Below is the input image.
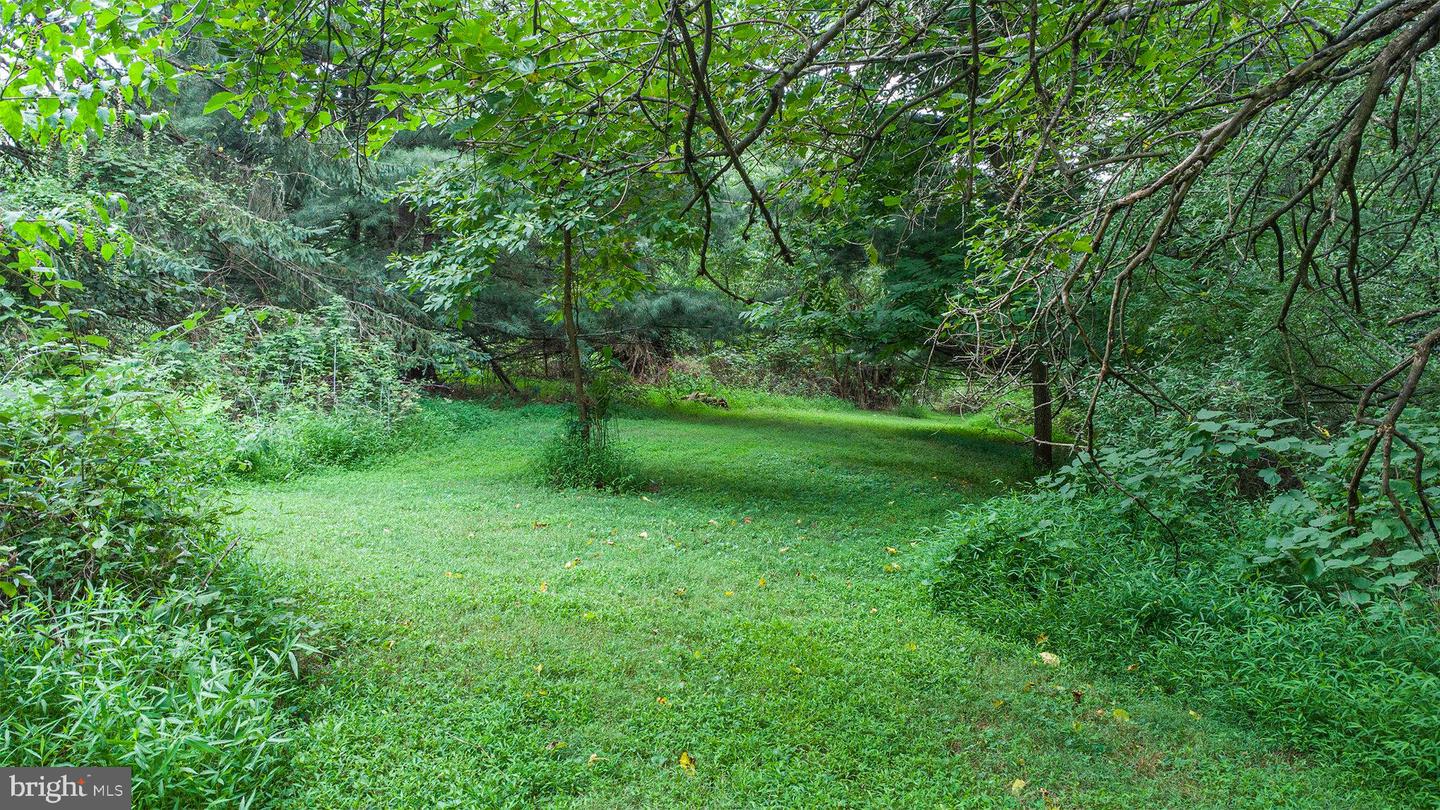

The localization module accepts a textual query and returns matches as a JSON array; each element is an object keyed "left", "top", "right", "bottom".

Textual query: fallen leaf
[
  {"left": 546, "top": 739, "right": 566, "bottom": 750},
  {"left": 1036, "top": 633, "right": 1049, "bottom": 645},
  {"left": 563, "top": 558, "right": 580, "bottom": 569},
  {"left": 723, "top": 590, "right": 734, "bottom": 597},
  {"left": 758, "top": 577, "right": 767, "bottom": 587},
  {"left": 1187, "top": 709, "right": 1201, "bottom": 720},
  {"left": 885, "top": 546, "right": 898, "bottom": 555},
  {"left": 779, "top": 546, "right": 790, "bottom": 553},
  {"left": 656, "top": 696, "right": 668, "bottom": 705},
  {"left": 1009, "top": 778, "right": 1027, "bottom": 795},
  {"left": 673, "top": 587, "right": 687, "bottom": 596},
  {"left": 883, "top": 562, "right": 901, "bottom": 573},
  {"left": 904, "top": 642, "right": 918, "bottom": 651},
  {"left": 678, "top": 751, "right": 696, "bottom": 774},
  {"left": 587, "top": 753, "right": 605, "bottom": 765},
  {"left": 743, "top": 516, "right": 752, "bottom": 524},
  {"left": 1039, "top": 652, "right": 1060, "bottom": 667},
  {"left": 533, "top": 521, "right": 549, "bottom": 529},
  {"left": 639, "top": 531, "right": 649, "bottom": 539},
  {"left": 538, "top": 580, "right": 549, "bottom": 593},
  {"left": 534, "top": 663, "right": 544, "bottom": 673},
  {"left": 708, "top": 519, "right": 718, "bottom": 526},
  {"left": 1112, "top": 707, "right": 1131, "bottom": 722}
]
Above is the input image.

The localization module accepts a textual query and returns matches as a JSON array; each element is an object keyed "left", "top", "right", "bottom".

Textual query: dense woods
[{"left": 3, "top": 0, "right": 1439, "bottom": 806}]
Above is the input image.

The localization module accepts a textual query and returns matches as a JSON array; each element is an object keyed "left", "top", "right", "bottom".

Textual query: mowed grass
[{"left": 229, "top": 400, "right": 1396, "bottom": 808}]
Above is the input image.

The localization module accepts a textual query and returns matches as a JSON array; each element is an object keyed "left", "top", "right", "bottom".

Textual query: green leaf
[{"left": 203, "top": 91, "right": 241, "bottom": 115}]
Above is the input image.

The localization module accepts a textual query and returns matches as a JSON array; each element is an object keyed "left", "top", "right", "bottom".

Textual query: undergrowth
[{"left": 932, "top": 489, "right": 1440, "bottom": 795}]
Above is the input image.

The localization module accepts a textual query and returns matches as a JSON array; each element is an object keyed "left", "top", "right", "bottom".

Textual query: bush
[
  {"left": 537, "top": 418, "right": 634, "bottom": 490},
  {"left": 0, "top": 357, "right": 228, "bottom": 598},
  {"left": 932, "top": 489, "right": 1440, "bottom": 794},
  {"left": 2, "top": 320, "right": 312, "bottom": 806},
  {"left": 0, "top": 561, "right": 313, "bottom": 808},
  {"left": 538, "top": 375, "right": 636, "bottom": 490}
]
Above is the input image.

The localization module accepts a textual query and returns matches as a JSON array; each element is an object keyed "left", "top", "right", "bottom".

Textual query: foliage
[
  {"left": 0, "top": 563, "right": 312, "bottom": 808},
  {"left": 0, "top": 336, "right": 228, "bottom": 600},
  {"left": 538, "top": 373, "right": 636, "bottom": 491},
  {"left": 932, "top": 489, "right": 1440, "bottom": 794}
]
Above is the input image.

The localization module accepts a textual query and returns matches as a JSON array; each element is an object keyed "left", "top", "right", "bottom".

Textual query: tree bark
[
  {"left": 561, "top": 228, "right": 590, "bottom": 440},
  {"left": 1032, "top": 353, "right": 1053, "bottom": 470}
]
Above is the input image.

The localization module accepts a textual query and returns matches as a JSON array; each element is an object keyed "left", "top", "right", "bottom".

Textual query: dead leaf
[
  {"left": 563, "top": 558, "right": 580, "bottom": 569},
  {"left": 885, "top": 546, "right": 898, "bottom": 555},
  {"left": 1009, "top": 778, "right": 1027, "bottom": 795},
  {"left": 1112, "top": 707, "right": 1131, "bottom": 722},
  {"left": 678, "top": 751, "right": 696, "bottom": 774},
  {"left": 1039, "top": 652, "right": 1060, "bottom": 667}
]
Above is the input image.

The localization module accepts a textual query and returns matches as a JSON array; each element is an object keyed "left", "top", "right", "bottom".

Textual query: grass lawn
[{"left": 229, "top": 400, "right": 1396, "bottom": 808}]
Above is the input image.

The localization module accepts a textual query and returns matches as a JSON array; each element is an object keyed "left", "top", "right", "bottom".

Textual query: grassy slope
[{"left": 230, "top": 400, "right": 1394, "bottom": 808}]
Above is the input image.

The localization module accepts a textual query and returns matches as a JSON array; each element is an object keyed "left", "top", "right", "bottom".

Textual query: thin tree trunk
[
  {"left": 1032, "top": 353, "right": 1053, "bottom": 470},
  {"left": 562, "top": 228, "right": 590, "bottom": 440}
]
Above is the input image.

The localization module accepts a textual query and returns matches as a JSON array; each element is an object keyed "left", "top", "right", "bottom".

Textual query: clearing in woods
[{"left": 230, "top": 400, "right": 1393, "bottom": 808}]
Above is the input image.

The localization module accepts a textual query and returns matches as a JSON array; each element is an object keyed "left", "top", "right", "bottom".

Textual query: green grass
[{"left": 229, "top": 400, "right": 1397, "bottom": 808}]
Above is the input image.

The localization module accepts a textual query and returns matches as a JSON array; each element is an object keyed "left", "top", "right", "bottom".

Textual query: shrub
[
  {"left": 932, "top": 489, "right": 1440, "bottom": 794},
  {"left": 2, "top": 318, "right": 312, "bottom": 806},
  {"left": 538, "top": 374, "right": 636, "bottom": 490},
  {"left": 537, "top": 418, "right": 634, "bottom": 490},
  {"left": 0, "top": 357, "right": 228, "bottom": 599}
]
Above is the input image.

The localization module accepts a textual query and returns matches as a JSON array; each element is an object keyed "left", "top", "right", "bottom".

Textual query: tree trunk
[
  {"left": 561, "top": 228, "right": 590, "bottom": 440},
  {"left": 1032, "top": 353, "right": 1053, "bottom": 470}
]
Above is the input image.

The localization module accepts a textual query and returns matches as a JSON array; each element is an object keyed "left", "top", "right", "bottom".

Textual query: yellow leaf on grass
[
  {"left": 657, "top": 696, "right": 668, "bottom": 705},
  {"left": 1039, "top": 652, "right": 1060, "bottom": 667},
  {"left": 723, "top": 590, "right": 734, "bottom": 597},
  {"left": 758, "top": 577, "right": 767, "bottom": 587},
  {"left": 883, "top": 562, "right": 901, "bottom": 573},
  {"left": 885, "top": 546, "right": 898, "bottom": 554},
  {"left": 1112, "top": 708, "right": 1131, "bottom": 722},
  {"left": 678, "top": 751, "right": 696, "bottom": 774},
  {"left": 539, "top": 580, "right": 549, "bottom": 593},
  {"left": 564, "top": 558, "right": 580, "bottom": 569},
  {"left": 1009, "top": 778, "right": 1027, "bottom": 795}
]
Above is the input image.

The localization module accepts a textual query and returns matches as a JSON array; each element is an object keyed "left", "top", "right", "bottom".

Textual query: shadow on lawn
[{"left": 616, "top": 405, "right": 1036, "bottom": 510}]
